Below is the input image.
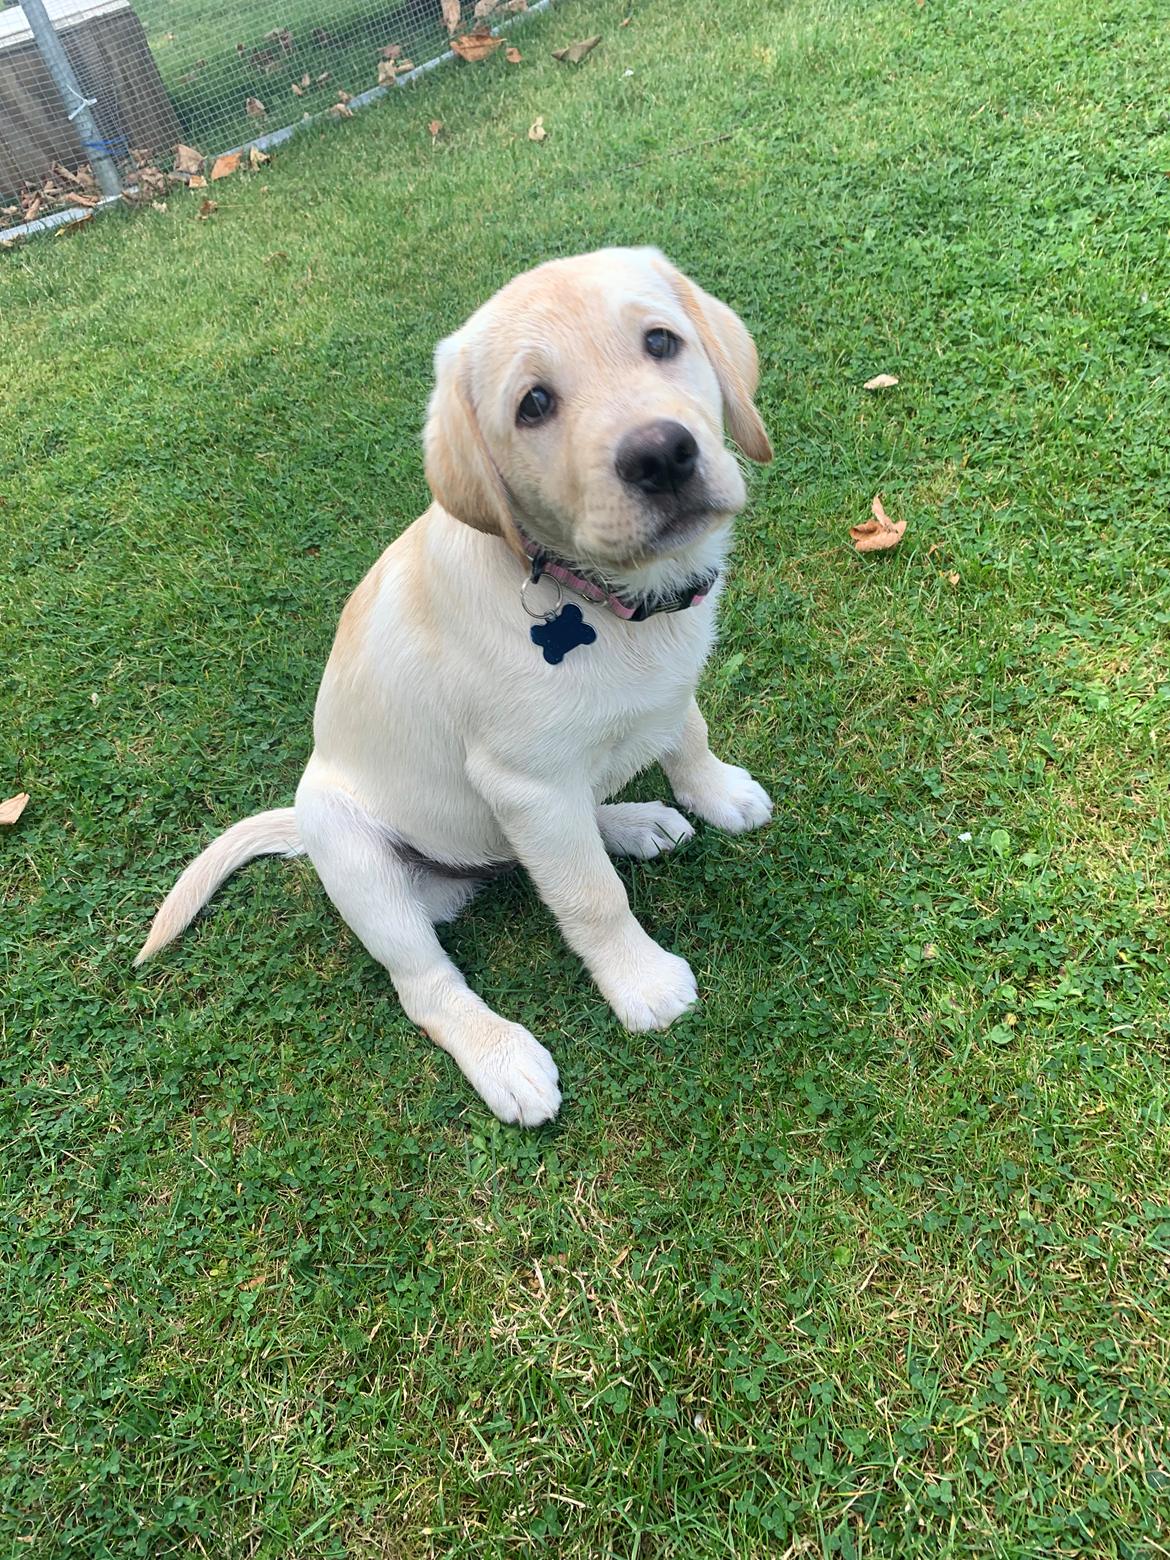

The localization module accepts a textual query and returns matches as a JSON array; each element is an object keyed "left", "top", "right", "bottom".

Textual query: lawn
[{"left": 2, "top": 0, "right": 1170, "bottom": 1554}]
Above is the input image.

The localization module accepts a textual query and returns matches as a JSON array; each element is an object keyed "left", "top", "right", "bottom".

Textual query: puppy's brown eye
[
  {"left": 517, "top": 386, "right": 556, "bottom": 425},
  {"left": 645, "top": 328, "right": 681, "bottom": 361}
]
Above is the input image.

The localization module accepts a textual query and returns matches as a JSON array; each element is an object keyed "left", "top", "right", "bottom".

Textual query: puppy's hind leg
[{"left": 295, "top": 784, "right": 560, "bottom": 1126}]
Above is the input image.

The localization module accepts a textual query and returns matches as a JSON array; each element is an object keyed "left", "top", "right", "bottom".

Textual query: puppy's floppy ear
[
  {"left": 423, "top": 332, "right": 516, "bottom": 538},
  {"left": 648, "top": 251, "right": 773, "bottom": 464}
]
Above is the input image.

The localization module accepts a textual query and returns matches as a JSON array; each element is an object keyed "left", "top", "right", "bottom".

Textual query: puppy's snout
[{"left": 615, "top": 420, "right": 699, "bottom": 497}]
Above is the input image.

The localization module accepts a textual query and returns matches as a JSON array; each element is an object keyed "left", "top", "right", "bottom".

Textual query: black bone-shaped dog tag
[{"left": 530, "top": 603, "right": 597, "bottom": 664}]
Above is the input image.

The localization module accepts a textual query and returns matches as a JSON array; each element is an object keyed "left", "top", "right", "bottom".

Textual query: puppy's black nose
[{"left": 615, "top": 420, "right": 699, "bottom": 496}]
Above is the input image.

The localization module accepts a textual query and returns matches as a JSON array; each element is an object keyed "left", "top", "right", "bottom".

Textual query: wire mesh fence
[{"left": 0, "top": 0, "right": 531, "bottom": 236}]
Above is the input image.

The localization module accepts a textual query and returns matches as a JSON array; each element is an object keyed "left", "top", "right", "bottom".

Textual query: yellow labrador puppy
[{"left": 137, "top": 247, "right": 773, "bottom": 1125}]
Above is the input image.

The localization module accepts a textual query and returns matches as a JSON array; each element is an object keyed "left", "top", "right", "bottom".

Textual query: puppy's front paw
[
  {"left": 595, "top": 930, "right": 698, "bottom": 1032},
  {"left": 674, "top": 761, "right": 773, "bottom": 834},
  {"left": 458, "top": 1017, "right": 561, "bottom": 1127},
  {"left": 598, "top": 801, "right": 695, "bottom": 860}
]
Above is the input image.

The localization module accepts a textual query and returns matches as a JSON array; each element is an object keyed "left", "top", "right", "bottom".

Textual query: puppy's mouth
[{"left": 644, "top": 495, "right": 725, "bottom": 552}]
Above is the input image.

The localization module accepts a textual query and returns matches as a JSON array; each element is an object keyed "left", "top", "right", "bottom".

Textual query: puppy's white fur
[{"left": 136, "top": 247, "right": 773, "bottom": 1126}]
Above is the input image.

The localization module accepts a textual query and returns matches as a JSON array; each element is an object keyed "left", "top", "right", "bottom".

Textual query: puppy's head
[{"left": 424, "top": 247, "right": 771, "bottom": 569}]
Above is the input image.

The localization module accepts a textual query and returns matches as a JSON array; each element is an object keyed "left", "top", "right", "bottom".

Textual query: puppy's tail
[{"left": 134, "top": 807, "right": 304, "bottom": 967}]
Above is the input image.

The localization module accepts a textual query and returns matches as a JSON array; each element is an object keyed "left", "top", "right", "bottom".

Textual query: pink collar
[{"left": 517, "top": 530, "right": 717, "bottom": 623}]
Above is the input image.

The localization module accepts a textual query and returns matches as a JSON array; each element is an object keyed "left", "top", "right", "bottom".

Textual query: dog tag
[{"left": 530, "top": 603, "right": 597, "bottom": 664}]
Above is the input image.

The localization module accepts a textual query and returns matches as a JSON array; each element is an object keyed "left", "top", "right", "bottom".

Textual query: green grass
[{"left": 3, "top": 0, "right": 1170, "bottom": 1553}]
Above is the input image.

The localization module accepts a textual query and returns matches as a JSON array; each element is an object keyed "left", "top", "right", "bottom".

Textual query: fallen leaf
[
  {"left": 210, "top": 152, "right": 241, "bottom": 180},
  {"left": 174, "top": 143, "right": 204, "bottom": 175},
  {"left": 239, "top": 1273, "right": 268, "bottom": 1290},
  {"left": 316, "top": 71, "right": 331, "bottom": 84},
  {"left": 850, "top": 494, "right": 906, "bottom": 554},
  {"left": 188, "top": 174, "right": 207, "bottom": 188},
  {"left": 245, "top": 96, "right": 266, "bottom": 116},
  {"left": 501, "top": 0, "right": 527, "bottom": 10},
  {"left": 126, "top": 148, "right": 151, "bottom": 169},
  {"left": 0, "top": 793, "right": 29, "bottom": 825},
  {"left": 378, "top": 60, "right": 399, "bottom": 83},
  {"left": 248, "top": 146, "right": 269, "bottom": 169},
  {"left": 474, "top": 0, "right": 498, "bottom": 15},
  {"left": 380, "top": 43, "right": 403, "bottom": 60},
  {"left": 553, "top": 34, "right": 601, "bottom": 64},
  {"left": 862, "top": 373, "right": 899, "bottom": 390},
  {"left": 428, "top": 119, "right": 443, "bottom": 138},
  {"left": 505, "top": 45, "right": 522, "bottom": 61},
  {"left": 197, "top": 198, "right": 217, "bottom": 219},
  {"left": 23, "top": 196, "right": 42, "bottom": 222},
  {"left": 442, "top": 0, "right": 461, "bottom": 31},
  {"left": 64, "top": 191, "right": 99, "bottom": 208},
  {"left": 528, "top": 115, "right": 547, "bottom": 141},
  {"left": 452, "top": 30, "right": 504, "bottom": 60},
  {"left": 291, "top": 80, "right": 304, "bottom": 95},
  {"left": 328, "top": 102, "right": 354, "bottom": 118},
  {"left": 337, "top": 88, "right": 352, "bottom": 103},
  {"left": 151, "top": 200, "right": 167, "bottom": 212},
  {"left": 620, "top": 13, "right": 631, "bottom": 23},
  {"left": 945, "top": 570, "right": 960, "bottom": 585},
  {"left": 923, "top": 942, "right": 937, "bottom": 958}
]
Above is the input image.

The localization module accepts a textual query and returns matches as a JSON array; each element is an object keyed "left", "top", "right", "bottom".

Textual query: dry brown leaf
[
  {"left": 428, "top": 119, "right": 443, "bottom": 138},
  {"left": 210, "top": 152, "right": 241, "bottom": 180},
  {"left": 850, "top": 494, "right": 906, "bottom": 554},
  {"left": 945, "top": 570, "right": 960, "bottom": 585},
  {"left": 23, "top": 196, "right": 42, "bottom": 222},
  {"left": 328, "top": 102, "right": 354, "bottom": 118},
  {"left": 316, "top": 71, "right": 331, "bottom": 84},
  {"left": 620, "top": 13, "right": 631, "bottom": 23},
  {"left": 862, "top": 373, "right": 899, "bottom": 390},
  {"left": 151, "top": 200, "right": 167, "bottom": 212},
  {"left": 337, "top": 88, "right": 352, "bottom": 103},
  {"left": 245, "top": 96, "right": 266, "bottom": 117},
  {"left": 380, "top": 42, "right": 403, "bottom": 60},
  {"left": 442, "top": 0, "right": 461, "bottom": 31},
  {"left": 378, "top": 60, "right": 399, "bottom": 83},
  {"left": 505, "top": 45, "right": 522, "bottom": 62},
  {"left": 197, "top": 198, "right": 217, "bottom": 219},
  {"left": 0, "top": 792, "right": 29, "bottom": 825},
  {"left": 248, "top": 146, "right": 269, "bottom": 169},
  {"left": 452, "top": 30, "right": 504, "bottom": 60},
  {"left": 553, "top": 34, "right": 601, "bottom": 64},
  {"left": 501, "top": 0, "right": 527, "bottom": 10},
  {"left": 291, "top": 80, "right": 304, "bottom": 95},
  {"left": 174, "top": 143, "right": 204, "bottom": 175},
  {"left": 188, "top": 174, "right": 207, "bottom": 188},
  {"left": 474, "top": 0, "right": 498, "bottom": 15},
  {"left": 528, "top": 115, "right": 547, "bottom": 141},
  {"left": 239, "top": 1273, "right": 268, "bottom": 1290}
]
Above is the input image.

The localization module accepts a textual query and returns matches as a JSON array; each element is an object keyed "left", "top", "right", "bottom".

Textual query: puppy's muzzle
[{"left": 615, "top": 419, "right": 699, "bottom": 497}]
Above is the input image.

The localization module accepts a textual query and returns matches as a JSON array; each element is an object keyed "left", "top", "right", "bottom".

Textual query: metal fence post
[{"left": 20, "top": 0, "right": 123, "bottom": 199}]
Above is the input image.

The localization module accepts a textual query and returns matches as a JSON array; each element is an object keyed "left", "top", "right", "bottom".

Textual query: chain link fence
[{"left": 1, "top": 0, "right": 534, "bottom": 238}]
